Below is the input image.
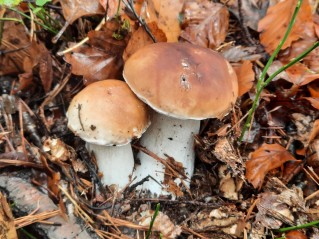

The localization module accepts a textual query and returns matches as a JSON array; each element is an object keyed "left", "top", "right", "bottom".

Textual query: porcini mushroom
[
  {"left": 123, "top": 42, "right": 238, "bottom": 195},
  {"left": 67, "top": 80, "right": 150, "bottom": 188}
]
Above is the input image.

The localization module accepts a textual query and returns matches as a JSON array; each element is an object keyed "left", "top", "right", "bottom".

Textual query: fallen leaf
[
  {"left": 99, "top": 0, "right": 120, "bottom": 18},
  {"left": 224, "top": 0, "right": 269, "bottom": 31},
  {"left": 59, "top": 0, "right": 104, "bottom": 24},
  {"left": 139, "top": 210, "right": 182, "bottom": 238},
  {"left": 0, "top": 192, "right": 18, "bottom": 239},
  {"left": 123, "top": 21, "right": 167, "bottom": 61},
  {"left": 180, "top": 0, "right": 229, "bottom": 49},
  {"left": 258, "top": 0, "right": 314, "bottom": 54},
  {"left": 278, "top": 37, "right": 318, "bottom": 66},
  {"left": 65, "top": 45, "right": 122, "bottom": 85},
  {"left": 306, "top": 119, "right": 319, "bottom": 146},
  {"left": 65, "top": 20, "right": 126, "bottom": 85},
  {"left": 0, "top": 12, "right": 53, "bottom": 92},
  {"left": 155, "top": 0, "right": 184, "bottom": 42},
  {"left": 233, "top": 60, "right": 255, "bottom": 96},
  {"left": 285, "top": 230, "right": 308, "bottom": 239},
  {"left": 285, "top": 63, "right": 319, "bottom": 87},
  {"left": 191, "top": 206, "right": 245, "bottom": 237},
  {"left": 221, "top": 45, "right": 262, "bottom": 62},
  {"left": 256, "top": 192, "right": 293, "bottom": 229},
  {"left": 302, "top": 97, "right": 319, "bottom": 110},
  {"left": 308, "top": 81, "right": 319, "bottom": 97},
  {"left": 246, "top": 143, "right": 296, "bottom": 189},
  {"left": 15, "top": 72, "right": 34, "bottom": 93},
  {"left": 213, "top": 137, "right": 244, "bottom": 175}
]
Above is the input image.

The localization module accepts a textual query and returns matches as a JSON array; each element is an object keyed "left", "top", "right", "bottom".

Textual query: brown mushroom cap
[
  {"left": 67, "top": 80, "right": 150, "bottom": 146},
  {"left": 123, "top": 42, "right": 238, "bottom": 120}
]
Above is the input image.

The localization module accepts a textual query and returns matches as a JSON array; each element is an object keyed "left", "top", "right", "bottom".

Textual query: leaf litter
[{"left": 0, "top": 0, "right": 319, "bottom": 238}]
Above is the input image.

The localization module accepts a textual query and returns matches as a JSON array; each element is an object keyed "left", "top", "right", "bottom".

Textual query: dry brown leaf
[
  {"left": 302, "top": 97, "right": 319, "bottom": 110},
  {"left": 59, "top": 0, "right": 104, "bottom": 24},
  {"left": 224, "top": 0, "right": 269, "bottom": 30},
  {"left": 99, "top": 0, "right": 120, "bottom": 18},
  {"left": 285, "top": 63, "right": 319, "bottom": 87},
  {"left": 15, "top": 72, "right": 34, "bottom": 93},
  {"left": 221, "top": 45, "right": 262, "bottom": 62},
  {"left": 0, "top": 12, "right": 53, "bottom": 92},
  {"left": 155, "top": 0, "right": 184, "bottom": 42},
  {"left": 65, "top": 45, "right": 122, "bottom": 85},
  {"left": 246, "top": 143, "right": 296, "bottom": 189},
  {"left": 139, "top": 210, "right": 182, "bottom": 238},
  {"left": 65, "top": 21, "right": 126, "bottom": 85},
  {"left": 285, "top": 230, "right": 308, "bottom": 239},
  {"left": 0, "top": 192, "right": 18, "bottom": 239},
  {"left": 258, "top": 0, "right": 314, "bottom": 54},
  {"left": 233, "top": 60, "right": 255, "bottom": 97},
  {"left": 180, "top": 0, "right": 229, "bottom": 49},
  {"left": 190, "top": 206, "right": 245, "bottom": 237},
  {"left": 308, "top": 81, "right": 319, "bottom": 97},
  {"left": 256, "top": 192, "right": 293, "bottom": 229},
  {"left": 314, "top": 14, "right": 319, "bottom": 37},
  {"left": 123, "top": 22, "right": 167, "bottom": 61},
  {"left": 306, "top": 119, "right": 319, "bottom": 145},
  {"left": 278, "top": 37, "right": 318, "bottom": 68}
]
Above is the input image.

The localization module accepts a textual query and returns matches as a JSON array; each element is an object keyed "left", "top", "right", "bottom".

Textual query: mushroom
[
  {"left": 123, "top": 42, "right": 238, "bottom": 195},
  {"left": 67, "top": 80, "right": 150, "bottom": 188}
]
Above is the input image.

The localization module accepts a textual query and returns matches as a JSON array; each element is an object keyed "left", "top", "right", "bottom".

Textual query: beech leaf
[
  {"left": 246, "top": 144, "right": 296, "bottom": 189},
  {"left": 180, "top": 0, "right": 229, "bottom": 49},
  {"left": 233, "top": 60, "right": 255, "bottom": 97},
  {"left": 258, "top": 0, "right": 314, "bottom": 54}
]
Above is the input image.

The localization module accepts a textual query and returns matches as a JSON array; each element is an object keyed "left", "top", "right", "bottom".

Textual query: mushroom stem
[
  {"left": 86, "top": 143, "right": 134, "bottom": 189},
  {"left": 134, "top": 111, "right": 200, "bottom": 196}
]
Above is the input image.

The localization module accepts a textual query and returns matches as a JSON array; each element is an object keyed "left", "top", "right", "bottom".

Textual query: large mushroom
[
  {"left": 67, "top": 80, "right": 150, "bottom": 189},
  {"left": 123, "top": 42, "right": 238, "bottom": 195}
]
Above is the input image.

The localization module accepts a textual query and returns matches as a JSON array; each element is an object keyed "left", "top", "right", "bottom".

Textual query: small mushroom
[
  {"left": 67, "top": 80, "right": 150, "bottom": 188},
  {"left": 123, "top": 42, "right": 238, "bottom": 195}
]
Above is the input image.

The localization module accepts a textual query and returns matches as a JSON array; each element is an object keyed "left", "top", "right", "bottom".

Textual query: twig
[
  {"left": 38, "top": 71, "right": 71, "bottom": 131},
  {"left": 57, "top": 17, "right": 106, "bottom": 56},
  {"left": 122, "top": 0, "right": 156, "bottom": 43},
  {"left": 133, "top": 145, "right": 192, "bottom": 197},
  {"left": 58, "top": 184, "right": 94, "bottom": 224}
]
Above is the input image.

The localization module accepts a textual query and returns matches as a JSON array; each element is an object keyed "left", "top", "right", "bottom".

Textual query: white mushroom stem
[
  {"left": 86, "top": 143, "right": 134, "bottom": 189},
  {"left": 134, "top": 111, "right": 200, "bottom": 196}
]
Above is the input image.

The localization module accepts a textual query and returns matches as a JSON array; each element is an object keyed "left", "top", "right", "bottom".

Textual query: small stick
[{"left": 57, "top": 17, "right": 107, "bottom": 56}]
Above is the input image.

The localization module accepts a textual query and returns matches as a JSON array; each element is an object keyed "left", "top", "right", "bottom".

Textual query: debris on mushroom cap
[
  {"left": 66, "top": 80, "right": 150, "bottom": 146},
  {"left": 123, "top": 42, "right": 238, "bottom": 120}
]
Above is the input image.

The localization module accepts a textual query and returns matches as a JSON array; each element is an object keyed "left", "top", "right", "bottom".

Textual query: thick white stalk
[
  {"left": 86, "top": 143, "right": 134, "bottom": 189},
  {"left": 134, "top": 112, "right": 200, "bottom": 196}
]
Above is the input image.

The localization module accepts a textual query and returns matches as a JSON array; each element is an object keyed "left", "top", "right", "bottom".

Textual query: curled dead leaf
[
  {"left": 233, "top": 60, "right": 255, "bottom": 97},
  {"left": 258, "top": 0, "right": 314, "bottom": 54},
  {"left": 190, "top": 206, "right": 245, "bottom": 237},
  {"left": 180, "top": 0, "right": 229, "bottom": 49},
  {"left": 139, "top": 210, "right": 182, "bottom": 238},
  {"left": 59, "top": 0, "right": 104, "bottom": 24},
  {"left": 285, "top": 63, "right": 319, "bottom": 87},
  {"left": 246, "top": 143, "right": 296, "bottom": 189},
  {"left": 301, "top": 97, "right": 319, "bottom": 110},
  {"left": 123, "top": 21, "right": 167, "bottom": 61}
]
